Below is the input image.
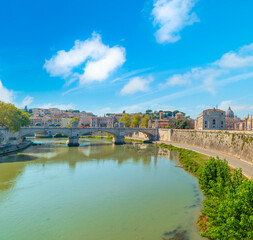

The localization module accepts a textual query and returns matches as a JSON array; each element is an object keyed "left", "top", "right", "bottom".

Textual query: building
[
  {"left": 152, "top": 118, "right": 176, "bottom": 128},
  {"left": 175, "top": 112, "right": 185, "bottom": 120},
  {"left": 195, "top": 108, "right": 226, "bottom": 130},
  {"left": 225, "top": 107, "right": 241, "bottom": 130},
  {"left": 152, "top": 111, "right": 194, "bottom": 129},
  {"left": 234, "top": 114, "right": 253, "bottom": 131},
  {"left": 61, "top": 118, "right": 72, "bottom": 127},
  {"left": 28, "top": 107, "right": 94, "bottom": 127},
  {"left": 30, "top": 117, "right": 44, "bottom": 126},
  {"left": 90, "top": 116, "right": 117, "bottom": 128}
]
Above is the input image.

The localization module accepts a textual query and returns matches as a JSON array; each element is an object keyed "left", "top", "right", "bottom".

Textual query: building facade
[
  {"left": 90, "top": 117, "right": 117, "bottom": 128},
  {"left": 152, "top": 112, "right": 194, "bottom": 129},
  {"left": 234, "top": 115, "right": 253, "bottom": 131},
  {"left": 195, "top": 108, "right": 226, "bottom": 130},
  {"left": 225, "top": 106, "right": 242, "bottom": 130}
]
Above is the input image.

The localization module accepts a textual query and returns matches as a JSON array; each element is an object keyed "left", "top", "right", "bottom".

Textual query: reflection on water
[{"left": 0, "top": 138, "right": 204, "bottom": 240}]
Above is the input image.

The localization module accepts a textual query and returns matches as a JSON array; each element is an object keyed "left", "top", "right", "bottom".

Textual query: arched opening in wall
[
  {"left": 19, "top": 130, "right": 71, "bottom": 144},
  {"left": 79, "top": 129, "right": 116, "bottom": 142},
  {"left": 125, "top": 130, "right": 153, "bottom": 142}
]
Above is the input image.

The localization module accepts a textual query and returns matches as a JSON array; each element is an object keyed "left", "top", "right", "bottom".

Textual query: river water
[{"left": 0, "top": 138, "right": 204, "bottom": 240}]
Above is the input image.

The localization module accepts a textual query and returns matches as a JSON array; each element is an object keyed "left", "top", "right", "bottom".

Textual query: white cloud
[
  {"left": 0, "top": 80, "right": 34, "bottom": 108},
  {"left": 39, "top": 103, "right": 75, "bottom": 110},
  {"left": 152, "top": 0, "right": 199, "bottom": 43},
  {"left": 44, "top": 32, "right": 126, "bottom": 85},
  {"left": 165, "top": 67, "right": 224, "bottom": 94},
  {"left": 196, "top": 104, "right": 211, "bottom": 110},
  {"left": 163, "top": 42, "right": 253, "bottom": 94},
  {"left": 215, "top": 43, "right": 253, "bottom": 68},
  {"left": 166, "top": 74, "right": 191, "bottom": 86},
  {"left": 218, "top": 100, "right": 253, "bottom": 114},
  {"left": 219, "top": 100, "right": 233, "bottom": 110},
  {"left": 0, "top": 80, "right": 14, "bottom": 103},
  {"left": 21, "top": 96, "right": 34, "bottom": 107},
  {"left": 120, "top": 77, "right": 153, "bottom": 95}
]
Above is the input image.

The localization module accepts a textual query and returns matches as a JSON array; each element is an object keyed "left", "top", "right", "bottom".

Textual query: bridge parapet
[{"left": 0, "top": 127, "right": 159, "bottom": 146}]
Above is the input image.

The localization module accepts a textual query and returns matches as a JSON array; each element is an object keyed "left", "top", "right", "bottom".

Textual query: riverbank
[
  {"left": 156, "top": 141, "right": 253, "bottom": 179},
  {"left": 158, "top": 143, "right": 253, "bottom": 239},
  {"left": 0, "top": 141, "right": 32, "bottom": 156},
  {"left": 81, "top": 135, "right": 144, "bottom": 143}
]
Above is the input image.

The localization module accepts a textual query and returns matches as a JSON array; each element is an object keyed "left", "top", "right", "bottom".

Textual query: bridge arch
[
  {"left": 77, "top": 128, "right": 118, "bottom": 137},
  {"left": 18, "top": 128, "right": 72, "bottom": 139},
  {"left": 121, "top": 128, "right": 156, "bottom": 142}
]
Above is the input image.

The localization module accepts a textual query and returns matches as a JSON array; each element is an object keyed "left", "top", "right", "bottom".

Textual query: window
[{"left": 213, "top": 119, "right": 216, "bottom": 125}]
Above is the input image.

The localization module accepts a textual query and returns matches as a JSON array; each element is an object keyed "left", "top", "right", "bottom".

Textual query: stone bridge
[{"left": 0, "top": 127, "right": 159, "bottom": 146}]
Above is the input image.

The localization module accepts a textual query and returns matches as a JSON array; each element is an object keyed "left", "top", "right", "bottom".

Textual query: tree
[
  {"left": 70, "top": 117, "right": 80, "bottom": 123},
  {"left": 145, "top": 109, "right": 152, "bottom": 115},
  {"left": 198, "top": 158, "right": 252, "bottom": 239},
  {"left": 140, "top": 115, "right": 151, "bottom": 128},
  {"left": 130, "top": 115, "right": 142, "bottom": 128},
  {"left": 174, "top": 119, "right": 190, "bottom": 129},
  {"left": 172, "top": 110, "right": 180, "bottom": 116},
  {"left": 0, "top": 102, "right": 30, "bottom": 132},
  {"left": 119, "top": 114, "right": 131, "bottom": 127},
  {"left": 164, "top": 111, "right": 172, "bottom": 117}
]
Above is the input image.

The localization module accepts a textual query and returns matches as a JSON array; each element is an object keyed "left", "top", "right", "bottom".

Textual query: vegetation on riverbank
[
  {"left": 159, "top": 143, "right": 253, "bottom": 240},
  {"left": 81, "top": 133, "right": 114, "bottom": 140},
  {"left": 80, "top": 135, "right": 107, "bottom": 139},
  {"left": 124, "top": 138, "right": 144, "bottom": 143},
  {"left": 80, "top": 135, "right": 144, "bottom": 143}
]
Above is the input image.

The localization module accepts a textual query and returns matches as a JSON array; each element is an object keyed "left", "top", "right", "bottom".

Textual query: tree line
[
  {"left": 119, "top": 114, "right": 150, "bottom": 128},
  {"left": 119, "top": 113, "right": 191, "bottom": 129}
]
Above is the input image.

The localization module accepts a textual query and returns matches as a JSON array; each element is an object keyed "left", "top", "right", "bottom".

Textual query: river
[{"left": 0, "top": 138, "right": 204, "bottom": 240}]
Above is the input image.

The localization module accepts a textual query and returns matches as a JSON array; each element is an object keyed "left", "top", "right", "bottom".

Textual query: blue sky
[{"left": 1, "top": 0, "right": 253, "bottom": 118}]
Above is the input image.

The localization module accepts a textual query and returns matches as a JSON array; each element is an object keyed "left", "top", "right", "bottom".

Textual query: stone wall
[
  {"left": 126, "top": 132, "right": 150, "bottom": 140},
  {"left": 159, "top": 129, "right": 253, "bottom": 164}
]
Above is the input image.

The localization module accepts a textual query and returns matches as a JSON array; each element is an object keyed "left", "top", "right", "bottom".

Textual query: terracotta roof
[{"left": 203, "top": 109, "right": 225, "bottom": 112}]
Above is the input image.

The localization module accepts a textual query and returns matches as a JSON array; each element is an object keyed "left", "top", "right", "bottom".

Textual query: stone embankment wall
[
  {"left": 126, "top": 132, "right": 149, "bottom": 140},
  {"left": 159, "top": 129, "right": 253, "bottom": 164}
]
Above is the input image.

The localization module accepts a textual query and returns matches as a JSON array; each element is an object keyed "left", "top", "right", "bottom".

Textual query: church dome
[{"left": 226, "top": 106, "right": 234, "bottom": 118}]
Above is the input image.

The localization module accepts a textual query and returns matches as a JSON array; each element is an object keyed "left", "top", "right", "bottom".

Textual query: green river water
[{"left": 0, "top": 138, "right": 204, "bottom": 240}]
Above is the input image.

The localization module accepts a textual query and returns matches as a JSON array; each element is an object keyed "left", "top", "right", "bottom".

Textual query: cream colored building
[
  {"left": 195, "top": 108, "right": 226, "bottom": 130},
  {"left": 90, "top": 117, "right": 116, "bottom": 128}
]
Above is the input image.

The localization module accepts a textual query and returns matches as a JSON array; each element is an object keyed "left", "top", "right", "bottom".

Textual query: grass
[
  {"left": 80, "top": 135, "right": 106, "bottom": 139},
  {"left": 81, "top": 136, "right": 144, "bottom": 143},
  {"left": 158, "top": 143, "right": 214, "bottom": 236},
  {"left": 158, "top": 143, "right": 209, "bottom": 178},
  {"left": 124, "top": 138, "right": 144, "bottom": 143}
]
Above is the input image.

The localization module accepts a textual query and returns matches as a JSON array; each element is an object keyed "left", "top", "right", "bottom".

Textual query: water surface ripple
[{"left": 0, "top": 138, "right": 204, "bottom": 240}]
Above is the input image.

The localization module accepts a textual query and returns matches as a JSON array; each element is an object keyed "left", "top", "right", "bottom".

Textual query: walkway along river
[{"left": 0, "top": 138, "right": 205, "bottom": 240}]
